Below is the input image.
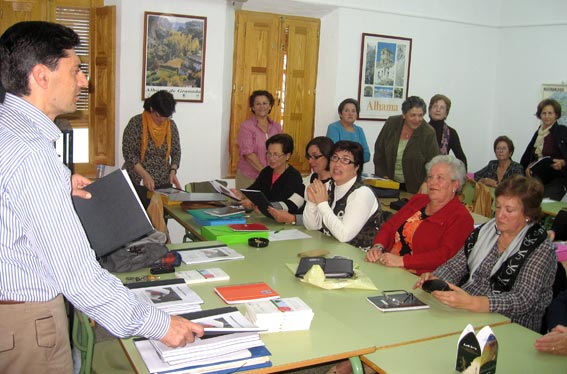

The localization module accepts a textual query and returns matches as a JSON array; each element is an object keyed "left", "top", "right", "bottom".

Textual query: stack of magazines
[
  {"left": 135, "top": 307, "right": 272, "bottom": 373},
  {"left": 127, "top": 279, "right": 204, "bottom": 314},
  {"left": 244, "top": 297, "right": 314, "bottom": 332}
]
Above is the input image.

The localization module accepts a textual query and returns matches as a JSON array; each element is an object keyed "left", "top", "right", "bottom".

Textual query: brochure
[
  {"left": 456, "top": 324, "right": 498, "bottom": 374},
  {"left": 367, "top": 291, "right": 429, "bottom": 312},
  {"left": 179, "top": 245, "right": 244, "bottom": 265},
  {"left": 175, "top": 268, "right": 230, "bottom": 285}
]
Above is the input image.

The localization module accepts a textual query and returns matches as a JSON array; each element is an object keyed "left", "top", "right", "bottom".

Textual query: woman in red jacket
[{"left": 365, "top": 155, "right": 473, "bottom": 274}]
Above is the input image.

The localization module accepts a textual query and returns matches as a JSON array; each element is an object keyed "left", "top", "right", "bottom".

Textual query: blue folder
[{"left": 188, "top": 209, "right": 246, "bottom": 226}]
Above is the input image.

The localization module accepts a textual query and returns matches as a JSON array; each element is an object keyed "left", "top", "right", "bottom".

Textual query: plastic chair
[{"left": 72, "top": 310, "right": 135, "bottom": 374}]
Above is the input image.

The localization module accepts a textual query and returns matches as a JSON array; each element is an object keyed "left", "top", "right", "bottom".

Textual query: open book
[
  {"left": 210, "top": 180, "right": 241, "bottom": 201},
  {"left": 367, "top": 290, "right": 429, "bottom": 312}
]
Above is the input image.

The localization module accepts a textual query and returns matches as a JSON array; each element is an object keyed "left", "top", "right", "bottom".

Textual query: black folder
[
  {"left": 240, "top": 189, "right": 273, "bottom": 218},
  {"left": 530, "top": 156, "right": 562, "bottom": 185},
  {"left": 295, "top": 257, "right": 354, "bottom": 278},
  {"left": 72, "top": 169, "right": 154, "bottom": 257}
]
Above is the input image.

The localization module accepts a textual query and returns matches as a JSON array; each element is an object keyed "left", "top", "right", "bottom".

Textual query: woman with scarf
[
  {"left": 520, "top": 98, "right": 567, "bottom": 200},
  {"left": 428, "top": 94, "right": 467, "bottom": 169},
  {"left": 414, "top": 175, "right": 557, "bottom": 332},
  {"left": 122, "top": 90, "right": 181, "bottom": 206}
]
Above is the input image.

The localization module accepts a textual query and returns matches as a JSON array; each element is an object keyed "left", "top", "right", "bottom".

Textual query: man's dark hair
[
  {"left": 143, "top": 90, "right": 177, "bottom": 117},
  {"left": 0, "top": 21, "right": 80, "bottom": 99}
]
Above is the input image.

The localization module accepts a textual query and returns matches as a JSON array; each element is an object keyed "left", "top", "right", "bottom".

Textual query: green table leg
[{"left": 349, "top": 356, "right": 363, "bottom": 374}]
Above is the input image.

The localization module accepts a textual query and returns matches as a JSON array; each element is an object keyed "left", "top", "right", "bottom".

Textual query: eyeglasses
[
  {"left": 330, "top": 155, "right": 355, "bottom": 165},
  {"left": 266, "top": 152, "right": 285, "bottom": 159},
  {"left": 382, "top": 290, "right": 413, "bottom": 306},
  {"left": 306, "top": 154, "right": 324, "bottom": 160}
]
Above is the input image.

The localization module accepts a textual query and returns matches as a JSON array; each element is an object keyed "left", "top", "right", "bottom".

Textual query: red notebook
[
  {"left": 228, "top": 223, "right": 270, "bottom": 232},
  {"left": 214, "top": 282, "right": 280, "bottom": 304}
]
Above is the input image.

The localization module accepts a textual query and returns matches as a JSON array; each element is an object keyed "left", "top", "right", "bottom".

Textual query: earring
[{"left": 525, "top": 218, "right": 529, "bottom": 223}]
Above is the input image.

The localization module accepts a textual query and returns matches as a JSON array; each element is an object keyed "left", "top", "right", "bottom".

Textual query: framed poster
[
  {"left": 142, "top": 12, "right": 207, "bottom": 102},
  {"left": 357, "top": 33, "right": 412, "bottom": 120},
  {"left": 542, "top": 84, "right": 567, "bottom": 126}
]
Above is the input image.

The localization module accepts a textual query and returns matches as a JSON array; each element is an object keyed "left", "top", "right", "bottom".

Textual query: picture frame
[
  {"left": 542, "top": 83, "right": 567, "bottom": 126},
  {"left": 142, "top": 12, "right": 207, "bottom": 102},
  {"left": 357, "top": 33, "right": 412, "bottom": 120}
]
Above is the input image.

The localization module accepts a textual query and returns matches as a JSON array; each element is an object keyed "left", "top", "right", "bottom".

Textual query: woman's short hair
[
  {"left": 493, "top": 135, "right": 515, "bottom": 156},
  {"left": 266, "top": 133, "right": 294, "bottom": 155},
  {"left": 428, "top": 94, "right": 452, "bottom": 116},
  {"left": 331, "top": 140, "right": 364, "bottom": 177},
  {"left": 306, "top": 136, "right": 334, "bottom": 170},
  {"left": 338, "top": 98, "right": 360, "bottom": 115},
  {"left": 401, "top": 96, "right": 427, "bottom": 115},
  {"left": 143, "top": 90, "right": 176, "bottom": 117},
  {"left": 495, "top": 175, "right": 544, "bottom": 222},
  {"left": 425, "top": 155, "right": 466, "bottom": 193},
  {"left": 536, "top": 98, "right": 562, "bottom": 119},
  {"left": 249, "top": 90, "right": 275, "bottom": 113}
]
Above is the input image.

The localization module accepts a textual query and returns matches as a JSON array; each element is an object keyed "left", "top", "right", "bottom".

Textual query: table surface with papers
[{"left": 117, "top": 230, "right": 511, "bottom": 374}]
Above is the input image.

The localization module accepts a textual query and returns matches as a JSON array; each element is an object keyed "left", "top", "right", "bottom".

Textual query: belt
[{"left": 0, "top": 300, "right": 24, "bottom": 305}]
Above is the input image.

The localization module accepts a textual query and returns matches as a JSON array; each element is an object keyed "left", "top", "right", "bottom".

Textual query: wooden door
[{"left": 0, "top": 0, "right": 47, "bottom": 34}]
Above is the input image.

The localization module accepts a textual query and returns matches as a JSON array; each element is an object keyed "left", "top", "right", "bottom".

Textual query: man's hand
[
  {"left": 159, "top": 315, "right": 204, "bottom": 348},
  {"left": 71, "top": 174, "right": 92, "bottom": 199}
]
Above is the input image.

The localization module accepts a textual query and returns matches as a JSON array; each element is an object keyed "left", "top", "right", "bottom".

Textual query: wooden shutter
[{"left": 0, "top": 0, "right": 47, "bottom": 34}]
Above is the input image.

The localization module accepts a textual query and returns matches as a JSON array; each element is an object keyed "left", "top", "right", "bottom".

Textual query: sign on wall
[{"left": 357, "top": 33, "right": 412, "bottom": 120}]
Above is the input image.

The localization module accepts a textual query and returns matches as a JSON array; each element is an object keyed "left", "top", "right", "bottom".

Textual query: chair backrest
[
  {"left": 185, "top": 180, "right": 228, "bottom": 193},
  {"left": 72, "top": 310, "right": 94, "bottom": 374}
]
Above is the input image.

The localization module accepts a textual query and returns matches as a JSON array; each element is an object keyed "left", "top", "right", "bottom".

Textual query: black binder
[{"left": 295, "top": 257, "right": 354, "bottom": 278}]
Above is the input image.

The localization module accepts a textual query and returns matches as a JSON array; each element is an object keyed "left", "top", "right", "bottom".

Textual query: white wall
[{"left": 106, "top": 0, "right": 567, "bottom": 239}]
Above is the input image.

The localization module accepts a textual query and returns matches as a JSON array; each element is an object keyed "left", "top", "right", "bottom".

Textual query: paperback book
[
  {"left": 175, "top": 268, "right": 230, "bottom": 285},
  {"left": 214, "top": 282, "right": 280, "bottom": 304},
  {"left": 456, "top": 324, "right": 498, "bottom": 374},
  {"left": 179, "top": 245, "right": 244, "bottom": 265},
  {"left": 367, "top": 290, "right": 429, "bottom": 312},
  {"left": 126, "top": 278, "right": 203, "bottom": 315}
]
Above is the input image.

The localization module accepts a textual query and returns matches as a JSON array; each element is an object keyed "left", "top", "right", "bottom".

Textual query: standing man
[{"left": 0, "top": 21, "right": 203, "bottom": 373}]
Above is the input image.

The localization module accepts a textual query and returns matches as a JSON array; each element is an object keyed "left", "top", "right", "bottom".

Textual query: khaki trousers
[{"left": 0, "top": 295, "right": 73, "bottom": 374}]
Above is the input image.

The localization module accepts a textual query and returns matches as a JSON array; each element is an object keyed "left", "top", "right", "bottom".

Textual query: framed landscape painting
[
  {"left": 357, "top": 33, "right": 412, "bottom": 120},
  {"left": 142, "top": 12, "right": 207, "bottom": 102}
]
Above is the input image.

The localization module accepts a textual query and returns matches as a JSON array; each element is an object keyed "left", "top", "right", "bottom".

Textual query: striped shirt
[{"left": 0, "top": 94, "right": 169, "bottom": 339}]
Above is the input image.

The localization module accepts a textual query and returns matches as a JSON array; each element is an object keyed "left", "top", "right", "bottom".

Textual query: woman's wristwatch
[{"left": 371, "top": 244, "right": 385, "bottom": 253}]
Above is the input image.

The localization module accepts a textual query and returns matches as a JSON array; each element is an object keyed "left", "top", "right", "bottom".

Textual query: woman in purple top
[{"left": 236, "top": 90, "right": 282, "bottom": 189}]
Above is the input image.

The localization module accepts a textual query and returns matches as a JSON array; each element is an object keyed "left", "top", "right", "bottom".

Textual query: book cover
[
  {"left": 72, "top": 169, "right": 154, "bottom": 257},
  {"left": 228, "top": 223, "right": 270, "bottom": 232},
  {"left": 175, "top": 268, "right": 230, "bottom": 284},
  {"left": 367, "top": 291, "right": 429, "bottom": 312},
  {"left": 214, "top": 282, "right": 280, "bottom": 304},
  {"left": 295, "top": 257, "right": 354, "bottom": 278},
  {"left": 210, "top": 180, "right": 241, "bottom": 201},
  {"left": 456, "top": 324, "right": 498, "bottom": 374},
  {"left": 239, "top": 189, "right": 273, "bottom": 218}
]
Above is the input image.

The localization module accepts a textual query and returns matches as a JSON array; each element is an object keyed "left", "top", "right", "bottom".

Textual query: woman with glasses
[
  {"left": 428, "top": 94, "right": 467, "bottom": 168},
  {"left": 269, "top": 136, "right": 333, "bottom": 224},
  {"left": 237, "top": 133, "right": 305, "bottom": 215},
  {"left": 235, "top": 90, "right": 282, "bottom": 189},
  {"left": 326, "top": 98, "right": 370, "bottom": 162},
  {"left": 474, "top": 136, "right": 524, "bottom": 188},
  {"left": 373, "top": 96, "right": 440, "bottom": 193},
  {"left": 122, "top": 90, "right": 181, "bottom": 205},
  {"left": 303, "top": 141, "right": 383, "bottom": 249},
  {"left": 366, "top": 155, "right": 473, "bottom": 275}
]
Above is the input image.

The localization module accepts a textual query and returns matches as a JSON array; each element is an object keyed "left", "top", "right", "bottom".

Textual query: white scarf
[{"left": 534, "top": 124, "right": 551, "bottom": 159}]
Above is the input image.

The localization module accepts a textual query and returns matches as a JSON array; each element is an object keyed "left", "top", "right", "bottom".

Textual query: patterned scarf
[
  {"left": 141, "top": 110, "right": 171, "bottom": 165},
  {"left": 534, "top": 124, "right": 551, "bottom": 159},
  {"left": 440, "top": 122, "right": 450, "bottom": 155}
]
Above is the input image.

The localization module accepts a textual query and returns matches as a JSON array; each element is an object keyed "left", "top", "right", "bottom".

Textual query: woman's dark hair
[
  {"left": 338, "top": 98, "right": 360, "bottom": 115},
  {"left": 536, "top": 98, "right": 562, "bottom": 119},
  {"left": 401, "top": 96, "right": 427, "bottom": 115},
  {"left": 0, "top": 21, "right": 80, "bottom": 97},
  {"left": 266, "top": 133, "right": 294, "bottom": 155},
  {"left": 143, "top": 90, "right": 176, "bottom": 117},
  {"left": 249, "top": 90, "right": 275, "bottom": 114},
  {"left": 493, "top": 135, "right": 515, "bottom": 156},
  {"left": 495, "top": 175, "right": 544, "bottom": 222},
  {"left": 428, "top": 94, "right": 452, "bottom": 116},
  {"left": 306, "top": 136, "right": 334, "bottom": 171},
  {"left": 331, "top": 140, "right": 364, "bottom": 177}
]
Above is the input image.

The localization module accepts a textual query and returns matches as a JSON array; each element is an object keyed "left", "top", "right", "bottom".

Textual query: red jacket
[{"left": 374, "top": 194, "right": 473, "bottom": 274}]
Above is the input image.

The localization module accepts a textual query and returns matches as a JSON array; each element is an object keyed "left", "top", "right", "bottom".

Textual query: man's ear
[{"left": 30, "top": 64, "right": 50, "bottom": 90}]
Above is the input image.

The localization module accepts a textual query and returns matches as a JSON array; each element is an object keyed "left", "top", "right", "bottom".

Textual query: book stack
[
  {"left": 178, "top": 245, "right": 244, "bottom": 265},
  {"left": 175, "top": 268, "right": 230, "bottom": 285},
  {"left": 127, "top": 279, "right": 203, "bottom": 314},
  {"left": 188, "top": 208, "right": 246, "bottom": 226},
  {"left": 134, "top": 307, "right": 272, "bottom": 373},
  {"left": 245, "top": 297, "right": 314, "bottom": 332}
]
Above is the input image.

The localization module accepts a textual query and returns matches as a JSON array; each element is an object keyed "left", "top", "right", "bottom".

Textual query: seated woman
[
  {"left": 474, "top": 135, "right": 524, "bottom": 187},
  {"left": 520, "top": 98, "right": 567, "bottom": 200},
  {"left": 269, "top": 136, "right": 333, "bottom": 224},
  {"left": 373, "top": 96, "right": 440, "bottom": 193},
  {"left": 365, "top": 155, "right": 473, "bottom": 274},
  {"left": 303, "top": 141, "right": 383, "bottom": 249},
  {"left": 238, "top": 133, "right": 304, "bottom": 215},
  {"left": 415, "top": 175, "right": 557, "bottom": 332},
  {"left": 428, "top": 94, "right": 467, "bottom": 168},
  {"left": 326, "top": 98, "right": 370, "bottom": 162}
]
